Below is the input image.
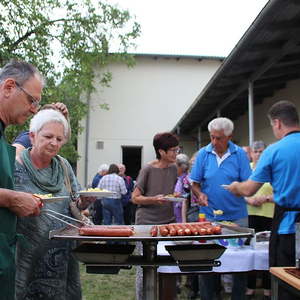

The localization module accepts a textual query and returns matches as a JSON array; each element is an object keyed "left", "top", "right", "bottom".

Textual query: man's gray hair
[
  {"left": 29, "top": 109, "right": 69, "bottom": 140},
  {"left": 208, "top": 117, "right": 234, "bottom": 136},
  {"left": 98, "top": 164, "right": 109, "bottom": 173},
  {"left": 251, "top": 140, "right": 266, "bottom": 150},
  {"left": 0, "top": 59, "right": 45, "bottom": 86}
]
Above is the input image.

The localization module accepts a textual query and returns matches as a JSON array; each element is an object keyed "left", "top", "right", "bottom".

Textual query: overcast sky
[{"left": 109, "top": 0, "right": 269, "bottom": 57}]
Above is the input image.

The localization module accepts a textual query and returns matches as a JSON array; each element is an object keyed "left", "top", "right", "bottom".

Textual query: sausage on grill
[
  {"left": 159, "top": 225, "right": 169, "bottom": 236},
  {"left": 79, "top": 226, "right": 134, "bottom": 236},
  {"left": 150, "top": 225, "right": 158, "bottom": 237}
]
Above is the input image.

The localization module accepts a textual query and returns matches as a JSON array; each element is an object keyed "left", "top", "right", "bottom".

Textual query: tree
[{"left": 1, "top": 0, "right": 140, "bottom": 164}]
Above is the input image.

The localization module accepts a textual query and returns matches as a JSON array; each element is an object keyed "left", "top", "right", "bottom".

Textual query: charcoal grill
[{"left": 50, "top": 223, "right": 254, "bottom": 300}]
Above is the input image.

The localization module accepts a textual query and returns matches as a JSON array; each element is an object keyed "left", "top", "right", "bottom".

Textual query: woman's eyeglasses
[{"left": 168, "top": 148, "right": 180, "bottom": 154}]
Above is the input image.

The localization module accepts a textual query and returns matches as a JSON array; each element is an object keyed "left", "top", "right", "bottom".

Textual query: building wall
[
  {"left": 77, "top": 56, "right": 222, "bottom": 185},
  {"left": 233, "top": 78, "right": 300, "bottom": 147}
]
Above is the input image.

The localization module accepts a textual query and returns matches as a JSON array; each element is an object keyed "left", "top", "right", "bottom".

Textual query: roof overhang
[{"left": 173, "top": 0, "right": 300, "bottom": 135}]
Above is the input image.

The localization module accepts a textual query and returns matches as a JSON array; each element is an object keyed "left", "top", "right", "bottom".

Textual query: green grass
[
  {"left": 80, "top": 265, "right": 264, "bottom": 300},
  {"left": 80, "top": 264, "right": 136, "bottom": 300}
]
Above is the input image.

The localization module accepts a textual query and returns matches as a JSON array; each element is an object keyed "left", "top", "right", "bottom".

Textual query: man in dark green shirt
[{"left": 0, "top": 59, "right": 43, "bottom": 299}]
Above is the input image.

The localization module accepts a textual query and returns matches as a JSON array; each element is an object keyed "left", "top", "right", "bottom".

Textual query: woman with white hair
[
  {"left": 13, "top": 109, "right": 95, "bottom": 300},
  {"left": 174, "top": 153, "right": 190, "bottom": 223}
]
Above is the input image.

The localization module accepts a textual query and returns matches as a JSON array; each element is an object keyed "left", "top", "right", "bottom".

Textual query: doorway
[{"left": 122, "top": 146, "right": 142, "bottom": 180}]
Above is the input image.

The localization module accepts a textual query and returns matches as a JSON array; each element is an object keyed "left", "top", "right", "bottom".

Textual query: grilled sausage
[
  {"left": 79, "top": 226, "right": 134, "bottom": 236},
  {"left": 194, "top": 224, "right": 208, "bottom": 235},
  {"left": 150, "top": 225, "right": 158, "bottom": 237},
  {"left": 173, "top": 224, "right": 185, "bottom": 236},
  {"left": 212, "top": 225, "right": 222, "bottom": 234},
  {"left": 166, "top": 224, "right": 177, "bottom": 236},
  {"left": 201, "top": 224, "right": 215, "bottom": 235},
  {"left": 186, "top": 223, "right": 199, "bottom": 235},
  {"left": 183, "top": 227, "right": 192, "bottom": 236},
  {"left": 159, "top": 225, "right": 169, "bottom": 236}
]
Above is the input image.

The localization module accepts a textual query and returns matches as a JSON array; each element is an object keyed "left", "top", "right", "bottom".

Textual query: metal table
[{"left": 50, "top": 224, "right": 254, "bottom": 300}]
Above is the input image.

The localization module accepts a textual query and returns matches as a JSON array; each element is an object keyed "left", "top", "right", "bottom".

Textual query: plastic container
[
  {"left": 198, "top": 213, "right": 206, "bottom": 222},
  {"left": 198, "top": 212, "right": 207, "bottom": 243}
]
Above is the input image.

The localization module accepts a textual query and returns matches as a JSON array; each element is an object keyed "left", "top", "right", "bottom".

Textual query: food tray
[
  {"left": 72, "top": 243, "right": 135, "bottom": 264},
  {"left": 50, "top": 223, "right": 254, "bottom": 242},
  {"left": 78, "top": 191, "right": 117, "bottom": 197},
  {"left": 164, "top": 197, "right": 185, "bottom": 202},
  {"left": 165, "top": 244, "right": 226, "bottom": 261}
]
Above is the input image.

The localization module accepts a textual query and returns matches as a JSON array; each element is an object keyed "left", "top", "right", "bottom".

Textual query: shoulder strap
[{"left": 57, "top": 155, "right": 72, "bottom": 194}]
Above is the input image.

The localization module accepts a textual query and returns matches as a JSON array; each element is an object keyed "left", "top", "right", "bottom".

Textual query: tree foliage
[{"left": 0, "top": 0, "right": 140, "bottom": 164}]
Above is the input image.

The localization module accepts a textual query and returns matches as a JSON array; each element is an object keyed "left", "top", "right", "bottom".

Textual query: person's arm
[
  {"left": 0, "top": 188, "right": 41, "bottom": 217},
  {"left": 189, "top": 149, "right": 209, "bottom": 206},
  {"left": 131, "top": 186, "right": 166, "bottom": 205},
  {"left": 246, "top": 194, "right": 273, "bottom": 206},
  {"left": 225, "top": 180, "right": 263, "bottom": 197},
  {"left": 191, "top": 181, "right": 208, "bottom": 206}
]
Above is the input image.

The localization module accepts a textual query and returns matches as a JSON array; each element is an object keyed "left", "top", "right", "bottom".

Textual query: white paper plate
[
  {"left": 164, "top": 197, "right": 185, "bottom": 202},
  {"left": 78, "top": 191, "right": 117, "bottom": 197}
]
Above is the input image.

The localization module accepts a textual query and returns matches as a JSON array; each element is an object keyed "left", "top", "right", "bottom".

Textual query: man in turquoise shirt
[
  {"left": 190, "top": 117, "right": 251, "bottom": 300},
  {"left": 226, "top": 101, "right": 300, "bottom": 300}
]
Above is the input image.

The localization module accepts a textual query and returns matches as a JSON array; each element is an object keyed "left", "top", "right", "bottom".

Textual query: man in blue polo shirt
[
  {"left": 226, "top": 100, "right": 300, "bottom": 300},
  {"left": 190, "top": 117, "right": 251, "bottom": 300}
]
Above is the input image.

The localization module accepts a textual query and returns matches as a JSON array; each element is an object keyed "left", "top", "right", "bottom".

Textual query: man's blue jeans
[{"left": 101, "top": 198, "right": 124, "bottom": 225}]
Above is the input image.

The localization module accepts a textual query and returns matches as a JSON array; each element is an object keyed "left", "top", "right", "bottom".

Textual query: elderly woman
[
  {"left": 174, "top": 153, "right": 190, "bottom": 223},
  {"left": 13, "top": 109, "right": 95, "bottom": 300},
  {"left": 12, "top": 102, "right": 70, "bottom": 157}
]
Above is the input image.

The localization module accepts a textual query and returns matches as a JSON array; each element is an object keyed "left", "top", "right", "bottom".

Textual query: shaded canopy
[{"left": 174, "top": 0, "right": 300, "bottom": 135}]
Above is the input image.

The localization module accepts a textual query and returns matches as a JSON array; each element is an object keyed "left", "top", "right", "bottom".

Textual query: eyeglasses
[
  {"left": 168, "top": 148, "right": 180, "bottom": 154},
  {"left": 15, "top": 81, "right": 41, "bottom": 109}
]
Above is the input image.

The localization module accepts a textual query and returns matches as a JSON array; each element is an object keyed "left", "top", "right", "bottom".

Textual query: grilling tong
[{"left": 43, "top": 209, "right": 92, "bottom": 229}]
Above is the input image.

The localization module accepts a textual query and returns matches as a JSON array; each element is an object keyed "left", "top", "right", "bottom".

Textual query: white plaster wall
[
  {"left": 77, "top": 56, "right": 221, "bottom": 185},
  {"left": 234, "top": 78, "right": 300, "bottom": 147}
]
